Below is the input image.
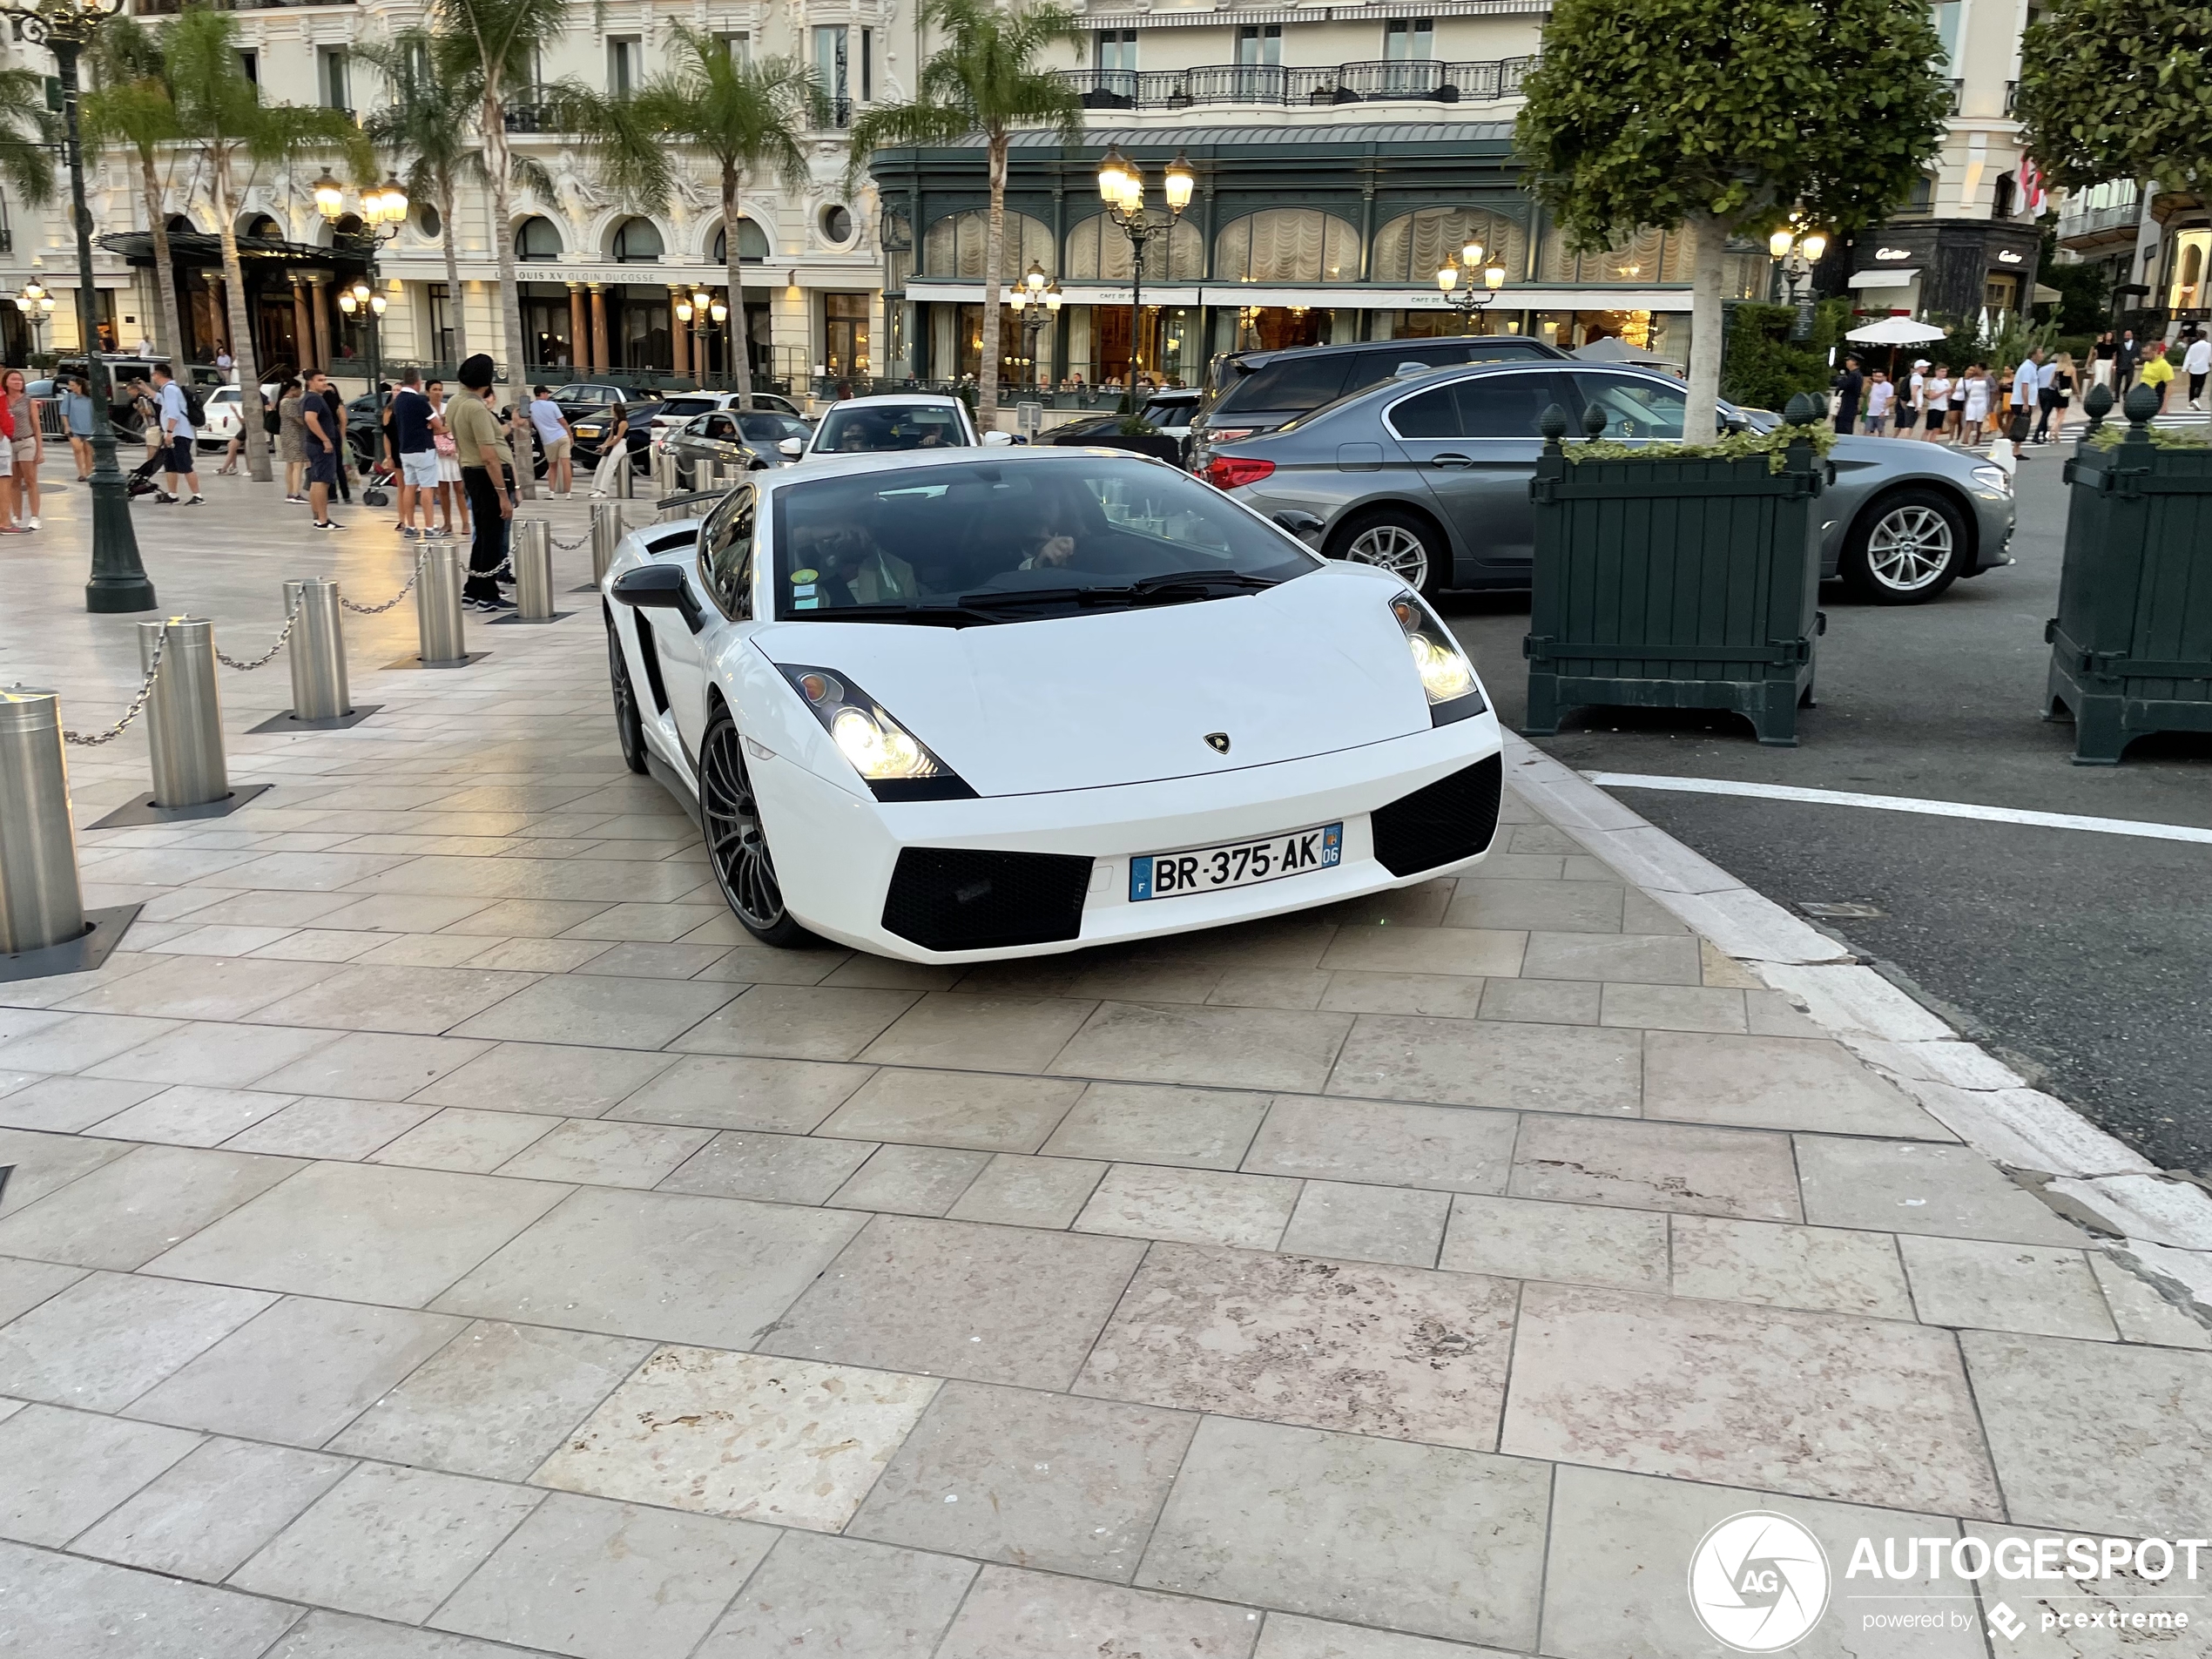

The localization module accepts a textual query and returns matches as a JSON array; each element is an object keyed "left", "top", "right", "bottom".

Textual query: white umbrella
[{"left": 1844, "top": 316, "right": 1949, "bottom": 344}]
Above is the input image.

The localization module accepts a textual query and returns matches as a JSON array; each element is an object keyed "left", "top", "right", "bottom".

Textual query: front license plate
[{"left": 1130, "top": 823, "right": 1343, "bottom": 902}]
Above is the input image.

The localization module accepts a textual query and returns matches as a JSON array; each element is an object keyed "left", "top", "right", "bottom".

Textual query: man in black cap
[{"left": 444, "top": 354, "right": 516, "bottom": 610}]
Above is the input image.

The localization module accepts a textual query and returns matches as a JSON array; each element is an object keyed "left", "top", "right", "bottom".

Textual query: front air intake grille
[
  {"left": 882, "top": 847, "right": 1095, "bottom": 953},
  {"left": 1370, "top": 752, "right": 1503, "bottom": 877}
]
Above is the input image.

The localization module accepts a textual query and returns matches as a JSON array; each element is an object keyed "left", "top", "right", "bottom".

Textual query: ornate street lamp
[
  {"left": 1768, "top": 219, "right": 1828, "bottom": 340},
  {"left": 1, "top": 0, "right": 153, "bottom": 610},
  {"left": 1436, "top": 233, "right": 1507, "bottom": 327},
  {"left": 316, "top": 172, "right": 408, "bottom": 469},
  {"left": 1095, "top": 146, "right": 1194, "bottom": 402},
  {"left": 16, "top": 278, "right": 56, "bottom": 355},
  {"left": 1015, "top": 260, "right": 1061, "bottom": 392}
]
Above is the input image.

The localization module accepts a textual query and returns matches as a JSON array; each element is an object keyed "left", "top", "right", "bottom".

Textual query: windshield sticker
[
  {"left": 790, "top": 568, "right": 819, "bottom": 583},
  {"left": 793, "top": 595, "right": 820, "bottom": 609}
]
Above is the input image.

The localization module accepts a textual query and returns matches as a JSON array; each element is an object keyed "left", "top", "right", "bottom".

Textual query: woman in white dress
[
  {"left": 1960, "top": 364, "right": 1992, "bottom": 446},
  {"left": 427, "top": 379, "right": 467, "bottom": 538}
]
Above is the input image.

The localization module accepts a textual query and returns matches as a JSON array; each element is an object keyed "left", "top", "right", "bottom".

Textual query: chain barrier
[
  {"left": 550, "top": 530, "right": 593, "bottom": 552},
  {"left": 214, "top": 599, "right": 302, "bottom": 672},
  {"left": 62, "top": 628, "right": 166, "bottom": 748},
  {"left": 341, "top": 547, "right": 430, "bottom": 616}
]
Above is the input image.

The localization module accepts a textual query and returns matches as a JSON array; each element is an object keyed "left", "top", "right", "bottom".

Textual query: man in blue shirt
[
  {"left": 387, "top": 368, "right": 439, "bottom": 539},
  {"left": 150, "top": 363, "right": 202, "bottom": 504}
]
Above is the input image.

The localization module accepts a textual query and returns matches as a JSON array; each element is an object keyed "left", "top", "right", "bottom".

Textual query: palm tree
[
  {"left": 165, "top": 4, "right": 366, "bottom": 481},
  {"left": 84, "top": 17, "right": 185, "bottom": 363},
  {"left": 354, "top": 29, "right": 474, "bottom": 363},
  {"left": 847, "top": 0, "right": 1082, "bottom": 426},
  {"left": 563, "top": 30, "right": 813, "bottom": 411},
  {"left": 0, "top": 68, "right": 57, "bottom": 211},
  {"left": 425, "top": 0, "right": 570, "bottom": 428}
]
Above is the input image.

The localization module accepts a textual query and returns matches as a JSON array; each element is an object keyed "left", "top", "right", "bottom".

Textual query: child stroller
[{"left": 124, "top": 445, "right": 166, "bottom": 499}]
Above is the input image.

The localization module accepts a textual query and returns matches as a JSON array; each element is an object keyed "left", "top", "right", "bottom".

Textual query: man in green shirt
[{"left": 448, "top": 354, "right": 516, "bottom": 611}]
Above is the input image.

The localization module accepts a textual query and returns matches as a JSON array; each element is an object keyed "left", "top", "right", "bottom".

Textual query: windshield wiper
[
  {"left": 792, "top": 603, "right": 1006, "bottom": 628},
  {"left": 956, "top": 586, "right": 1095, "bottom": 609},
  {"left": 1128, "top": 569, "right": 1279, "bottom": 597}
]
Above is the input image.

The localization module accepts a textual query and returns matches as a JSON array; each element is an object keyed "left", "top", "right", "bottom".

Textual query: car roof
[
  {"left": 822, "top": 394, "right": 967, "bottom": 412},
  {"left": 1226, "top": 334, "right": 1562, "bottom": 372},
  {"left": 752, "top": 442, "right": 1164, "bottom": 496}
]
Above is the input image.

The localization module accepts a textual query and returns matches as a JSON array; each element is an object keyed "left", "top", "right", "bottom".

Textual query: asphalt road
[{"left": 1441, "top": 449, "right": 2212, "bottom": 1177}]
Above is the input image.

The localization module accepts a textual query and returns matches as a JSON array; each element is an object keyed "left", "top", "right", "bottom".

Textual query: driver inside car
[{"left": 798, "top": 523, "right": 917, "bottom": 605}]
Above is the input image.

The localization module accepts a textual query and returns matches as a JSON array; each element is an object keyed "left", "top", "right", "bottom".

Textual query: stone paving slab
[{"left": 3, "top": 477, "right": 2208, "bottom": 1655}]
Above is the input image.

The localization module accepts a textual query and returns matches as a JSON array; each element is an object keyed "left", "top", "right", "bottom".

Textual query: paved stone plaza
[{"left": 2, "top": 471, "right": 2209, "bottom": 1658}]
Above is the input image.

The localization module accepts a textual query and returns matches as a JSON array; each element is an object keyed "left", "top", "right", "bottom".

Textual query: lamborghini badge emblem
[{"left": 1204, "top": 732, "right": 1231, "bottom": 754}]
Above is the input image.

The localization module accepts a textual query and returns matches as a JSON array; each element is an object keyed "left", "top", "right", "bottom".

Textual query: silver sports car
[{"left": 1197, "top": 361, "right": 2017, "bottom": 604}]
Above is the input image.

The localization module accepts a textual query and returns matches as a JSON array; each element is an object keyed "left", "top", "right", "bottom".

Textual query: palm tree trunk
[
  {"left": 977, "top": 132, "right": 1007, "bottom": 428},
  {"left": 212, "top": 161, "right": 272, "bottom": 482},
  {"left": 1684, "top": 210, "right": 1727, "bottom": 443},
  {"left": 724, "top": 169, "right": 753, "bottom": 413},
  {"left": 438, "top": 173, "right": 467, "bottom": 361},
  {"left": 482, "top": 86, "right": 534, "bottom": 498},
  {"left": 140, "top": 155, "right": 185, "bottom": 364}
]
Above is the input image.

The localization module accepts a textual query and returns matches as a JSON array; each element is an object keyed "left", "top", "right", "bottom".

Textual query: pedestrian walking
[
  {"left": 428, "top": 379, "right": 465, "bottom": 538},
  {"left": 61, "top": 375, "right": 94, "bottom": 481},
  {"left": 448, "top": 354, "right": 517, "bottom": 611},
  {"left": 278, "top": 378, "right": 307, "bottom": 501},
  {"left": 1863, "top": 370, "right": 1894, "bottom": 435},
  {"left": 2183, "top": 331, "right": 2210, "bottom": 409},
  {"left": 2140, "top": 340, "right": 2175, "bottom": 409},
  {"left": 1955, "top": 363, "right": 1991, "bottom": 446},
  {"left": 529, "top": 386, "right": 575, "bottom": 496},
  {"left": 2091, "top": 332, "right": 2116, "bottom": 394},
  {"left": 0, "top": 394, "right": 22, "bottom": 534},
  {"left": 1895, "top": 360, "right": 1925, "bottom": 438},
  {"left": 2117, "top": 329, "right": 2139, "bottom": 390},
  {"left": 4, "top": 368, "right": 41, "bottom": 529},
  {"left": 588, "top": 402, "right": 633, "bottom": 498},
  {"left": 1948, "top": 365, "right": 1971, "bottom": 442},
  {"left": 129, "top": 378, "right": 162, "bottom": 469},
  {"left": 1919, "top": 364, "right": 1952, "bottom": 441},
  {"left": 1833, "top": 354, "right": 1864, "bottom": 435},
  {"left": 150, "top": 363, "right": 203, "bottom": 505},
  {"left": 2037, "top": 353, "right": 2076, "bottom": 443},
  {"left": 388, "top": 368, "right": 439, "bottom": 538},
  {"left": 300, "top": 368, "right": 343, "bottom": 529},
  {"left": 2008, "top": 346, "right": 2043, "bottom": 445}
]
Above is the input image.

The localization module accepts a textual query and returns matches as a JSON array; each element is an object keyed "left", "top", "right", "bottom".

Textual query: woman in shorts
[
  {"left": 3, "top": 368, "right": 41, "bottom": 529},
  {"left": 277, "top": 378, "right": 307, "bottom": 501},
  {"left": 428, "top": 380, "right": 467, "bottom": 538}
]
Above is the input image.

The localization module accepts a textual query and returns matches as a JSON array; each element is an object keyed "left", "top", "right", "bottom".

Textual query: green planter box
[
  {"left": 2046, "top": 387, "right": 2212, "bottom": 765},
  {"left": 1522, "top": 415, "right": 1826, "bottom": 747}
]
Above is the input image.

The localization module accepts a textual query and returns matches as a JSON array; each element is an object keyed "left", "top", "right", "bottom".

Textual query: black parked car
[{"left": 1187, "top": 334, "right": 1568, "bottom": 471}]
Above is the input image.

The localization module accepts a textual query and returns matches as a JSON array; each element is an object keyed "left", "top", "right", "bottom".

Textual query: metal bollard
[
  {"left": 590, "top": 502, "right": 621, "bottom": 587},
  {"left": 514, "top": 518, "right": 555, "bottom": 621},
  {"left": 655, "top": 445, "right": 679, "bottom": 499},
  {"left": 416, "top": 543, "right": 469, "bottom": 666},
  {"left": 283, "top": 577, "right": 352, "bottom": 720},
  {"left": 615, "top": 446, "right": 633, "bottom": 500},
  {"left": 138, "top": 617, "right": 229, "bottom": 810},
  {"left": 0, "top": 688, "right": 85, "bottom": 956}
]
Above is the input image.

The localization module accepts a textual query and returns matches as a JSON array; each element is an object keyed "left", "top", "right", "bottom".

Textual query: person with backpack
[{"left": 150, "top": 362, "right": 204, "bottom": 504}]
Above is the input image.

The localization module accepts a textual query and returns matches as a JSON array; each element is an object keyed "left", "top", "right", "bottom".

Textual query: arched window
[
  {"left": 1371, "top": 207, "right": 1525, "bottom": 285},
  {"left": 242, "top": 213, "right": 283, "bottom": 242},
  {"left": 610, "top": 217, "right": 664, "bottom": 262},
  {"left": 1064, "top": 213, "right": 1203, "bottom": 281},
  {"left": 1213, "top": 210, "right": 1358, "bottom": 283},
  {"left": 1540, "top": 224, "right": 1669, "bottom": 284},
  {"left": 514, "top": 214, "right": 562, "bottom": 259},
  {"left": 711, "top": 219, "right": 771, "bottom": 263},
  {"left": 922, "top": 209, "right": 1053, "bottom": 280},
  {"left": 166, "top": 213, "right": 195, "bottom": 233}
]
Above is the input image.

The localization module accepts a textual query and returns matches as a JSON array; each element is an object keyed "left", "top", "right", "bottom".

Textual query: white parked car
[
  {"left": 602, "top": 447, "right": 1502, "bottom": 961},
  {"left": 644, "top": 390, "right": 808, "bottom": 455},
  {"left": 195, "top": 385, "right": 245, "bottom": 452},
  {"left": 790, "top": 393, "right": 1009, "bottom": 461}
]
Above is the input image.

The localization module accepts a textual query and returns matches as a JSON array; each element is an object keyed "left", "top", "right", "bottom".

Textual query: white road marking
[{"left": 1581, "top": 772, "right": 2212, "bottom": 846}]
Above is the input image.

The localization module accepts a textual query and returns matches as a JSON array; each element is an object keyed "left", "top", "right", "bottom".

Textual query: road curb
[{"left": 1500, "top": 736, "right": 2212, "bottom": 1328}]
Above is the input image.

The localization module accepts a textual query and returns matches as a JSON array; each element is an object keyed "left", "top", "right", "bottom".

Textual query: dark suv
[{"left": 1189, "top": 334, "right": 1568, "bottom": 468}]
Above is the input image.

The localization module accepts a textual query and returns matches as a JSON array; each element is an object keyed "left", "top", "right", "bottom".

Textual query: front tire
[
  {"left": 1842, "top": 489, "right": 1967, "bottom": 604},
  {"left": 1331, "top": 507, "right": 1447, "bottom": 597},
  {"left": 606, "top": 616, "right": 649, "bottom": 776},
  {"left": 699, "top": 705, "right": 811, "bottom": 948}
]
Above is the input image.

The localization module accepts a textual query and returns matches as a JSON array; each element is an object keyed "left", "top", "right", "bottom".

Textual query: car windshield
[
  {"left": 772, "top": 458, "right": 1315, "bottom": 622},
  {"left": 813, "top": 404, "right": 966, "bottom": 454},
  {"left": 657, "top": 396, "right": 718, "bottom": 421},
  {"left": 738, "top": 414, "right": 810, "bottom": 444}
]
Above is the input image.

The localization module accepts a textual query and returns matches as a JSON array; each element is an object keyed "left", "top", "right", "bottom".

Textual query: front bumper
[{"left": 752, "top": 712, "right": 1504, "bottom": 962}]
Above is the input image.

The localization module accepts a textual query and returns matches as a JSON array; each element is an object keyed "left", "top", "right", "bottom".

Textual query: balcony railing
[
  {"left": 1061, "top": 56, "right": 1534, "bottom": 111},
  {"left": 132, "top": 0, "right": 355, "bottom": 13}
]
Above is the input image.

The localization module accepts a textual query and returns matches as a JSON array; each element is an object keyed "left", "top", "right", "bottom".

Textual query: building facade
[
  {"left": 0, "top": 0, "right": 2018, "bottom": 390},
  {"left": 1844, "top": 0, "right": 2042, "bottom": 327}
]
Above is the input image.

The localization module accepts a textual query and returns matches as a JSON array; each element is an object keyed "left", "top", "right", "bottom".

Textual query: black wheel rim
[
  {"left": 702, "top": 720, "right": 785, "bottom": 931},
  {"left": 608, "top": 630, "right": 643, "bottom": 765}
]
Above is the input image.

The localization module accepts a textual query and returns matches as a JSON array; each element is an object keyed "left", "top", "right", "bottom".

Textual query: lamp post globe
[{"left": 1, "top": 0, "right": 154, "bottom": 610}]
